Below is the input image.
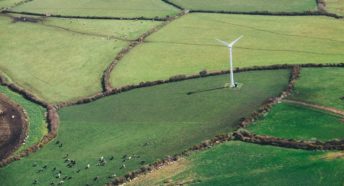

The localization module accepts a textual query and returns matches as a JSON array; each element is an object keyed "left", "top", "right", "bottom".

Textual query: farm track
[{"left": 283, "top": 99, "right": 344, "bottom": 117}]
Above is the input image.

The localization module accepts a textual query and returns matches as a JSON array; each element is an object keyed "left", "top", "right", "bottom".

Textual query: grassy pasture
[
  {"left": 0, "top": 15, "right": 159, "bottom": 103},
  {"left": 0, "top": 0, "right": 22, "bottom": 9},
  {"left": 248, "top": 103, "right": 344, "bottom": 141},
  {"left": 326, "top": 0, "right": 344, "bottom": 16},
  {"left": 110, "top": 13, "right": 344, "bottom": 87},
  {"left": 169, "top": 0, "right": 317, "bottom": 12},
  {"left": 11, "top": 0, "right": 180, "bottom": 18},
  {"left": 128, "top": 141, "right": 344, "bottom": 186},
  {"left": 291, "top": 68, "right": 344, "bottom": 110},
  {"left": 0, "top": 85, "right": 46, "bottom": 154},
  {"left": 0, "top": 70, "right": 289, "bottom": 186}
]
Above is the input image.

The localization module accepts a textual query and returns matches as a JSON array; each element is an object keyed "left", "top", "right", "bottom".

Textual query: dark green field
[
  {"left": 129, "top": 141, "right": 344, "bottom": 186},
  {"left": 0, "top": 70, "right": 289, "bottom": 186},
  {"left": 248, "top": 103, "right": 344, "bottom": 141},
  {"left": 291, "top": 68, "right": 344, "bottom": 110}
]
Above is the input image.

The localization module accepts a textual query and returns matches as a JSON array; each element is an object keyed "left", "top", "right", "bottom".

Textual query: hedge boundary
[
  {"left": 56, "top": 63, "right": 344, "bottom": 109},
  {"left": 161, "top": 0, "right": 343, "bottom": 19},
  {"left": 0, "top": 105, "right": 59, "bottom": 168},
  {"left": 1, "top": 10, "right": 171, "bottom": 21},
  {"left": 107, "top": 65, "right": 300, "bottom": 185},
  {"left": 101, "top": 10, "right": 189, "bottom": 92},
  {"left": 233, "top": 130, "right": 344, "bottom": 151}
]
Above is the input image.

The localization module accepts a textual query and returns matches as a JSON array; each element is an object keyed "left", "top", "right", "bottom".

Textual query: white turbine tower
[{"left": 216, "top": 36, "right": 243, "bottom": 88}]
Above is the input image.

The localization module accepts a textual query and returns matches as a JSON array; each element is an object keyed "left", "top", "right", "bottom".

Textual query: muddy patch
[
  {"left": 11, "top": 16, "right": 43, "bottom": 23},
  {"left": 0, "top": 94, "right": 27, "bottom": 160}
]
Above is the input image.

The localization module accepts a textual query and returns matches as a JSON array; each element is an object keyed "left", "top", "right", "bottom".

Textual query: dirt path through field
[
  {"left": 0, "top": 94, "right": 27, "bottom": 160},
  {"left": 283, "top": 99, "right": 344, "bottom": 117}
]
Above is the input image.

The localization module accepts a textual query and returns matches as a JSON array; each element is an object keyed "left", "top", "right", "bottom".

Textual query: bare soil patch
[{"left": 0, "top": 94, "right": 27, "bottom": 160}]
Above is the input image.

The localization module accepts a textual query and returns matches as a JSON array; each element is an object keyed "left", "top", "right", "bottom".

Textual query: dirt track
[{"left": 0, "top": 94, "right": 27, "bottom": 160}]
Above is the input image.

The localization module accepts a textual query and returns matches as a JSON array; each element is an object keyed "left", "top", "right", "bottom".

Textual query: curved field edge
[
  {"left": 290, "top": 67, "right": 344, "bottom": 110},
  {"left": 247, "top": 102, "right": 344, "bottom": 141},
  {"left": 0, "top": 69, "right": 290, "bottom": 186},
  {"left": 109, "top": 13, "right": 344, "bottom": 88},
  {"left": 127, "top": 141, "right": 344, "bottom": 186},
  {"left": 0, "top": 14, "right": 160, "bottom": 103},
  {"left": 0, "top": 85, "right": 46, "bottom": 155}
]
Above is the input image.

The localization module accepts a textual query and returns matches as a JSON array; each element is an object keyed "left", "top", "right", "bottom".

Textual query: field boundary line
[
  {"left": 161, "top": 0, "right": 343, "bottom": 19},
  {"left": 233, "top": 130, "right": 344, "bottom": 151},
  {"left": 161, "top": 0, "right": 184, "bottom": 10},
  {"left": 56, "top": 63, "right": 344, "bottom": 109},
  {"left": 107, "top": 65, "right": 300, "bottom": 185},
  {"left": 0, "top": 0, "right": 34, "bottom": 11},
  {"left": 101, "top": 10, "right": 188, "bottom": 92},
  {"left": 283, "top": 99, "right": 344, "bottom": 117},
  {"left": 1, "top": 10, "right": 170, "bottom": 21}
]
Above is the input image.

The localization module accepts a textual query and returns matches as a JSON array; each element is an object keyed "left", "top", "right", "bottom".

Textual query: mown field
[
  {"left": 326, "top": 0, "right": 344, "bottom": 16},
  {"left": 248, "top": 103, "right": 344, "bottom": 141},
  {"left": 0, "top": 70, "right": 290, "bottom": 186},
  {"left": 129, "top": 141, "right": 344, "bottom": 186},
  {"left": 0, "top": 0, "right": 22, "bottom": 9},
  {"left": 0, "top": 85, "right": 46, "bottom": 153},
  {"left": 0, "top": 14, "right": 159, "bottom": 103},
  {"left": 291, "top": 68, "right": 344, "bottom": 110},
  {"left": 11, "top": 0, "right": 180, "bottom": 18},
  {"left": 169, "top": 0, "right": 317, "bottom": 12},
  {"left": 110, "top": 13, "right": 344, "bottom": 87}
]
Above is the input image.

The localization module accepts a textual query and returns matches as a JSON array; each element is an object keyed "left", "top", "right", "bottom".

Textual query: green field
[
  {"left": 248, "top": 103, "right": 344, "bottom": 141},
  {"left": 169, "top": 0, "right": 317, "bottom": 12},
  {"left": 0, "top": 14, "right": 159, "bottom": 103},
  {"left": 326, "top": 0, "right": 344, "bottom": 16},
  {"left": 0, "top": 0, "right": 22, "bottom": 9},
  {"left": 0, "top": 70, "right": 289, "bottom": 186},
  {"left": 129, "top": 141, "right": 344, "bottom": 186},
  {"left": 110, "top": 13, "right": 344, "bottom": 87},
  {"left": 11, "top": 0, "right": 180, "bottom": 18},
  {"left": 291, "top": 68, "right": 344, "bottom": 110},
  {"left": 0, "top": 85, "right": 46, "bottom": 153}
]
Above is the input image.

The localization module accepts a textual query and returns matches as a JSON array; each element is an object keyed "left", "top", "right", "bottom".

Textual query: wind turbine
[{"left": 216, "top": 36, "right": 243, "bottom": 88}]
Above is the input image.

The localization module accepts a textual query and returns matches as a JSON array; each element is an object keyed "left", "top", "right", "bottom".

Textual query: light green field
[
  {"left": 0, "top": 14, "right": 159, "bottom": 103},
  {"left": 291, "top": 68, "right": 344, "bottom": 110},
  {"left": 326, "top": 0, "right": 344, "bottom": 16},
  {"left": 128, "top": 141, "right": 344, "bottom": 186},
  {"left": 0, "top": 0, "right": 22, "bottom": 9},
  {"left": 0, "top": 70, "right": 289, "bottom": 186},
  {"left": 169, "top": 0, "right": 317, "bottom": 12},
  {"left": 12, "top": 0, "right": 180, "bottom": 18},
  {"left": 248, "top": 103, "right": 344, "bottom": 141},
  {"left": 110, "top": 13, "right": 344, "bottom": 87},
  {"left": 0, "top": 85, "right": 46, "bottom": 153}
]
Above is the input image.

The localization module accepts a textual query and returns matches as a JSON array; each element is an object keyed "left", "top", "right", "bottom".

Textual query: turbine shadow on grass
[{"left": 187, "top": 86, "right": 227, "bottom": 95}]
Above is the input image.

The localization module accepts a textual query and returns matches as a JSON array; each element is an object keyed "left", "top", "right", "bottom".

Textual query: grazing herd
[{"left": 31, "top": 140, "right": 146, "bottom": 185}]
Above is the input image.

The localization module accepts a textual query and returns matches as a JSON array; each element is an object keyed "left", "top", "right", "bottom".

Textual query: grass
[
  {"left": 128, "top": 141, "right": 344, "bottom": 186},
  {"left": 248, "top": 103, "right": 344, "bottom": 141},
  {"left": 11, "top": 0, "right": 180, "bottom": 18},
  {"left": 326, "top": 0, "right": 344, "bottom": 16},
  {"left": 169, "top": 0, "right": 317, "bottom": 12},
  {"left": 291, "top": 67, "right": 344, "bottom": 111},
  {"left": 0, "top": 85, "right": 46, "bottom": 154},
  {"left": 0, "top": 14, "right": 159, "bottom": 103},
  {"left": 110, "top": 13, "right": 344, "bottom": 87},
  {"left": 0, "top": 0, "right": 23, "bottom": 9},
  {"left": 0, "top": 70, "right": 290, "bottom": 186}
]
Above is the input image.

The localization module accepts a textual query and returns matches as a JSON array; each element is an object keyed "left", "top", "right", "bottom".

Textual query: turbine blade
[
  {"left": 229, "top": 35, "right": 243, "bottom": 47},
  {"left": 215, "top": 39, "right": 230, "bottom": 46}
]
